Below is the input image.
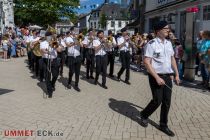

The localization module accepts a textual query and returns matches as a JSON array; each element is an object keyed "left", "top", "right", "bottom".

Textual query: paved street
[{"left": 0, "top": 57, "right": 210, "bottom": 140}]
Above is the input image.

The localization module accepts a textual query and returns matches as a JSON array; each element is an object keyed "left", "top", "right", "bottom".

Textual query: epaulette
[{"left": 149, "top": 40, "right": 155, "bottom": 44}]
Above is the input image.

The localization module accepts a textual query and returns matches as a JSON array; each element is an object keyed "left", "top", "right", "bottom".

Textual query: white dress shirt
[
  {"left": 40, "top": 40, "right": 57, "bottom": 59},
  {"left": 144, "top": 37, "right": 174, "bottom": 74},
  {"left": 93, "top": 39, "right": 106, "bottom": 56},
  {"left": 65, "top": 36, "right": 80, "bottom": 57},
  {"left": 117, "top": 36, "right": 129, "bottom": 52}
]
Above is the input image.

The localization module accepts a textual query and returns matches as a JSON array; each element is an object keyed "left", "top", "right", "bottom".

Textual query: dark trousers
[
  {"left": 95, "top": 55, "right": 108, "bottom": 85},
  {"left": 107, "top": 51, "right": 115, "bottom": 76},
  {"left": 118, "top": 51, "right": 130, "bottom": 81},
  {"left": 39, "top": 59, "right": 44, "bottom": 81},
  {"left": 81, "top": 47, "right": 86, "bottom": 64},
  {"left": 57, "top": 51, "right": 66, "bottom": 75},
  {"left": 68, "top": 56, "right": 82, "bottom": 86},
  {"left": 86, "top": 48, "right": 95, "bottom": 77},
  {"left": 141, "top": 74, "right": 172, "bottom": 127},
  {"left": 35, "top": 55, "right": 42, "bottom": 76},
  {"left": 31, "top": 52, "right": 35, "bottom": 71},
  {"left": 28, "top": 51, "right": 32, "bottom": 69},
  {"left": 43, "top": 58, "right": 59, "bottom": 94}
]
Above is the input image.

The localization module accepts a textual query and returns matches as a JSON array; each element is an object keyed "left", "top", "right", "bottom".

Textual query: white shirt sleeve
[
  {"left": 93, "top": 40, "right": 100, "bottom": 47},
  {"left": 40, "top": 42, "right": 46, "bottom": 50},
  {"left": 65, "top": 37, "right": 74, "bottom": 44},
  {"left": 82, "top": 37, "right": 89, "bottom": 45},
  {"left": 113, "top": 38, "right": 117, "bottom": 46},
  {"left": 144, "top": 43, "right": 154, "bottom": 58},
  {"left": 117, "top": 37, "right": 124, "bottom": 46}
]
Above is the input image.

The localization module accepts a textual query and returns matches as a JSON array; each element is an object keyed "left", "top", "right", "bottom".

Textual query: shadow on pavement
[
  {"left": 179, "top": 80, "right": 210, "bottom": 93},
  {"left": 0, "top": 88, "right": 14, "bottom": 95},
  {"left": 37, "top": 82, "right": 47, "bottom": 94},
  {"left": 80, "top": 70, "right": 95, "bottom": 85},
  {"left": 108, "top": 98, "right": 160, "bottom": 129}
]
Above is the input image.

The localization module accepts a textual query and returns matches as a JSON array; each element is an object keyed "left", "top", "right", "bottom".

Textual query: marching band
[{"left": 24, "top": 26, "right": 138, "bottom": 98}]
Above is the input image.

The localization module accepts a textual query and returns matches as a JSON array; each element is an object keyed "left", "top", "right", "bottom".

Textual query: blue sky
[{"left": 76, "top": 0, "right": 120, "bottom": 14}]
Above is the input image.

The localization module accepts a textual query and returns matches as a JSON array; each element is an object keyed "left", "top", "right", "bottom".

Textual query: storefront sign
[{"left": 186, "top": 7, "right": 199, "bottom": 13}]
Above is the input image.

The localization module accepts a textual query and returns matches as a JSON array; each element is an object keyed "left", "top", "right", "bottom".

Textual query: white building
[
  {"left": 78, "top": 13, "right": 91, "bottom": 30},
  {"left": 89, "top": 2, "right": 131, "bottom": 34},
  {"left": 0, "top": 0, "right": 14, "bottom": 33},
  {"left": 144, "top": 0, "right": 210, "bottom": 42}
]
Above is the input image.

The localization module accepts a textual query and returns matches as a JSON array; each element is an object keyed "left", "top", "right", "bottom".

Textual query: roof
[{"left": 89, "top": 3, "right": 129, "bottom": 20}]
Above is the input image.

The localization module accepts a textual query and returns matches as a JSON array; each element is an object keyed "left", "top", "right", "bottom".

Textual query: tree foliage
[
  {"left": 14, "top": 0, "right": 79, "bottom": 27},
  {"left": 99, "top": 13, "right": 107, "bottom": 29}
]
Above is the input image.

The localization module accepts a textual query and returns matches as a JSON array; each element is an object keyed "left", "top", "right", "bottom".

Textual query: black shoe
[
  {"left": 109, "top": 74, "right": 114, "bottom": 78},
  {"left": 125, "top": 80, "right": 131, "bottom": 85},
  {"left": 139, "top": 112, "right": 148, "bottom": 127},
  {"left": 40, "top": 79, "right": 43, "bottom": 82},
  {"left": 48, "top": 92, "right": 52, "bottom": 98},
  {"left": 117, "top": 75, "right": 120, "bottom": 81},
  {"left": 74, "top": 86, "right": 81, "bottom": 92},
  {"left": 60, "top": 73, "right": 63, "bottom": 77},
  {"left": 102, "top": 84, "right": 108, "bottom": 89},
  {"left": 94, "top": 81, "right": 98, "bottom": 85},
  {"left": 67, "top": 84, "right": 71, "bottom": 89},
  {"left": 159, "top": 126, "right": 175, "bottom": 137},
  {"left": 90, "top": 76, "right": 94, "bottom": 79},
  {"left": 86, "top": 76, "right": 90, "bottom": 79}
]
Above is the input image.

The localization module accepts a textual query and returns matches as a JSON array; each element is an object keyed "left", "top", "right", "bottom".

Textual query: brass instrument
[
  {"left": 107, "top": 36, "right": 113, "bottom": 43},
  {"left": 50, "top": 40, "right": 59, "bottom": 49},
  {"left": 131, "top": 35, "right": 136, "bottom": 42},
  {"left": 32, "top": 41, "right": 42, "bottom": 57},
  {"left": 77, "top": 34, "right": 84, "bottom": 43}
]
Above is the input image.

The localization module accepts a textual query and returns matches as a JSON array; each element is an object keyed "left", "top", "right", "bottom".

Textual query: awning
[{"left": 126, "top": 18, "right": 140, "bottom": 29}]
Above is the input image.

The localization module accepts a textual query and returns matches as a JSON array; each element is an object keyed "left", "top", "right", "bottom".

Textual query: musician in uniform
[
  {"left": 83, "top": 28, "right": 95, "bottom": 79},
  {"left": 106, "top": 30, "right": 117, "bottom": 77},
  {"left": 139, "top": 21, "right": 180, "bottom": 137},
  {"left": 65, "top": 27, "right": 83, "bottom": 92},
  {"left": 57, "top": 34, "right": 66, "bottom": 77},
  {"left": 117, "top": 28, "right": 131, "bottom": 85},
  {"left": 93, "top": 30, "right": 108, "bottom": 89},
  {"left": 40, "top": 31, "right": 61, "bottom": 98}
]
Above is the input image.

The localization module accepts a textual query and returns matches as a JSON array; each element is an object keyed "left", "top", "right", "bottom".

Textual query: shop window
[{"left": 203, "top": 5, "right": 210, "bottom": 20}]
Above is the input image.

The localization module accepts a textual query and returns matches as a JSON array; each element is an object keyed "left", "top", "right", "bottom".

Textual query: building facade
[
  {"left": 144, "top": 0, "right": 210, "bottom": 42},
  {"left": 89, "top": 3, "right": 131, "bottom": 34},
  {"left": 0, "top": 0, "right": 14, "bottom": 34},
  {"left": 78, "top": 13, "right": 90, "bottom": 30}
]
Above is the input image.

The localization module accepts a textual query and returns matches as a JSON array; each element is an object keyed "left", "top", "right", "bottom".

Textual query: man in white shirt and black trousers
[
  {"left": 93, "top": 30, "right": 109, "bottom": 89},
  {"left": 139, "top": 21, "right": 180, "bottom": 137},
  {"left": 65, "top": 27, "right": 82, "bottom": 92},
  {"left": 117, "top": 28, "right": 131, "bottom": 85},
  {"left": 106, "top": 30, "right": 117, "bottom": 77},
  {"left": 40, "top": 31, "right": 61, "bottom": 98}
]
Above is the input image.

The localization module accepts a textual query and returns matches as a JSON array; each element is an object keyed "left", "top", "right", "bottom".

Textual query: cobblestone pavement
[{"left": 0, "top": 57, "right": 210, "bottom": 140}]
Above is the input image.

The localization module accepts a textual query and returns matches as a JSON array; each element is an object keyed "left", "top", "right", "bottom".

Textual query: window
[
  {"left": 203, "top": 5, "right": 210, "bottom": 20},
  {"left": 91, "top": 22, "right": 93, "bottom": 28},
  {"left": 118, "top": 21, "right": 121, "bottom": 27},
  {"left": 94, "top": 22, "right": 96, "bottom": 28},
  {"left": 111, "top": 21, "right": 115, "bottom": 27}
]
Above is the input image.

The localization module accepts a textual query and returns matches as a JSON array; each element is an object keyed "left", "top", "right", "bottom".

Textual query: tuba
[{"left": 32, "top": 41, "right": 42, "bottom": 57}]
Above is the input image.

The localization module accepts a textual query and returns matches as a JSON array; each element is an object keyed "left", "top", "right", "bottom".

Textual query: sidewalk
[{"left": 0, "top": 57, "right": 210, "bottom": 140}]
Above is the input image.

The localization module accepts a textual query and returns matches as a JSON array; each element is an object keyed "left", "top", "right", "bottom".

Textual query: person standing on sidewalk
[{"left": 139, "top": 21, "right": 180, "bottom": 137}]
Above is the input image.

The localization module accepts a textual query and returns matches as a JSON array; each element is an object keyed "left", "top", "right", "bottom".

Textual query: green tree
[
  {"left": 14, "top": 0, "right": 79, "bottom": 27},
  {"left": 99, "top": 13, "right": 107, "bottom": 29}
]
